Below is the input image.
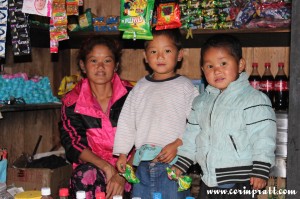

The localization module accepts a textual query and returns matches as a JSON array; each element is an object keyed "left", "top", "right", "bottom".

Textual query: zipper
[
  {"left": 229, "top": 135, "right": 238, "bottom": 154},
  {"left": 209, "top": 92, "right": 221, "bottom": 127}
]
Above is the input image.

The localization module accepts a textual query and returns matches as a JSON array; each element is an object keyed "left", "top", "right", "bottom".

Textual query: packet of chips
[
  {"left": 155, "top": 1, "right": 182, "bottom": 30},
  {"left": 119, "top": 0, "right": 154, "bottom": 40},
  {"left": 119, "top": 164, "right": 140, "bottom": 184},
  {"left": 166, "top": 167, "right": 192, "bottom": 192}
]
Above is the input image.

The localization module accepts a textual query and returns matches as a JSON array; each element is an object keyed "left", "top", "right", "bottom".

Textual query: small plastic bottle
[
  {"left": 95, "top": 192, "right": 106, "bottom": 199},
  {"left": 41, "top": 187, "right": 53, "bottom": 199},
  {"left": 152, "top": 192, "right": 162, "bottom": 199},
  {"left": 112, "top": 195, "right": 122, "bottom": 199},
  {"left": 76, "top": 191, "right": 86, "bottom": 199},
  {"left": 59, "top": 188, "right": 69, "bottom": 199}
]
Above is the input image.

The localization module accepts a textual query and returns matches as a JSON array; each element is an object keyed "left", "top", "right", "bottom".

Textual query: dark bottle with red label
[
  {"left": 249, "top": 63, "right": 261, "bottom": 90},
  {"left": 260, "top": 63, "right": 274, "bottom": 106},
  {"left": 274, "top": 62, "right": 289, "bottom": 111}
]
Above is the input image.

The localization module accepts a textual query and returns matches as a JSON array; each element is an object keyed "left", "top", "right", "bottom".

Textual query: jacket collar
[
  {"left": 64, "top": 73, "right": 128, "bottom": 117},
  {"left": 205, "top": 72, "right": 249, "bottom": 94}
]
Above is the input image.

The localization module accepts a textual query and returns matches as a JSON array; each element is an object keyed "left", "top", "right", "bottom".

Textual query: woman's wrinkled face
[{"left": 80, "top": 44, "right": 117, "bottom": 87}]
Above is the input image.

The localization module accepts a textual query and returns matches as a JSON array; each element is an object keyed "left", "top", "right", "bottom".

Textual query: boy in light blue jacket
[{"left": 172, "top": 34, "right": 276, "bottom": 199}]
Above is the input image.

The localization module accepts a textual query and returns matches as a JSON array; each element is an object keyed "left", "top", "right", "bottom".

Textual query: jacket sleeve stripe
[
  {"left": 244, "top": 104, "right": 272, "bottom": 110},
  {"left": 173, "top": 156, "right": 193, "bottom": 173},
  {"left": 61, "top": 105, "right": 86, "bottom": 151},
  {"left": 246, "top": 118, "right": 276, "bottom": 125}
]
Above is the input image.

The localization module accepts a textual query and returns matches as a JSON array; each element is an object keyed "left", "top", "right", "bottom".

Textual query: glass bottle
[
  {"left": 59, "top": 188, "right": 69, "bottom": 199},
  {"left": 41, "top": 187, "right": 53, "bottom": 199},
  {"left": 260, "top": 63, "right": 275, "bottom": 106},
  {"left": 274, "top": 62, "right": 289, "bottom": 111},
  {"left": 248, "top": 63, "right": 261, "bottom": 90}
]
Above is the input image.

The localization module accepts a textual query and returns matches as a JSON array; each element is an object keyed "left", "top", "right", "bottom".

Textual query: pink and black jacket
[{"left": 59, "top": 74, "right": 132, "bottom": 167}]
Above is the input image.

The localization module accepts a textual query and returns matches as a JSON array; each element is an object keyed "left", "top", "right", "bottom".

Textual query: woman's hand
[
  {"left": 156, "top": 138, "right": 182, "bottom": 163},
  {"left": 116, "top": 154, "right": 127, "bottom": 173},
  {"left": 106, "top": 172, "right": 126, "bottom": 199}
]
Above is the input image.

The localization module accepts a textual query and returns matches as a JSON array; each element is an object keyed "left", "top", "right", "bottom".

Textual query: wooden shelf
[
  {"left": 28, "top": 27, "right": 291, "bottom": 49},
  {"left": 0, "top": 102, "right": 62, "bottom": 112}
]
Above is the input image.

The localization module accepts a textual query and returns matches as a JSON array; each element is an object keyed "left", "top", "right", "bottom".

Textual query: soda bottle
[
  {"left": 248, "top": 63, "right": 261, "bottom": 90},
  {"left": 260, "top": 63, "right": 274, "bottom": 106},
  {"left": 274, "top": 62, "right": 289, "bottom": 111}
]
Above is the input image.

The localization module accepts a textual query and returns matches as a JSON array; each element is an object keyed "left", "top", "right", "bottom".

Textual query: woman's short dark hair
[
  {"left": 144, "top": 28, "right": 183, "bottom": 50},
  {"left": 200, "top": 34, "right": 242, "bottom": 66},
  {"left": 77, "top": 36, "right": 122, "bottom": 77}
]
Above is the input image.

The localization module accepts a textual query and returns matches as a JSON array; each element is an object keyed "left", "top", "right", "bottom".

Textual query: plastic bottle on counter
[
  {"left": 112, "top": 195, "right": 122, "bottom": 199},
  {"left": 152, "top": 192, "right": 162, "bottom": 199},
  {"left": 59, "top": 188, "right": 69, "bottom": 199},
  {"left": 41, "top": 187, "right": 53, "bottom": 199},
  {"left": 76, "top": 191, "right": 86, "bottom": 199},
  {"left": 95, "top": 192, "right": 106, "bottom": 199}
]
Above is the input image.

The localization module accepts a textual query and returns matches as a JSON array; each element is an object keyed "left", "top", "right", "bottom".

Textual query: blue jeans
[{"left": 132, "top": 161, "right": 191, "bottom": 199}]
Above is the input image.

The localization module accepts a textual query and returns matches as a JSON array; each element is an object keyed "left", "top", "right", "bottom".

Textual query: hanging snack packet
[
  {"left": 155, "top": 1, "right": 181, "bottom": 30},
  {"left": 119, "top": 0, "right": 154, "bottom": 40}
]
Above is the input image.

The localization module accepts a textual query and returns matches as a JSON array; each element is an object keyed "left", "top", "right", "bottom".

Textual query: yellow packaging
[{"left": 15, "top": 191, "right": 41, "bottom": 199}]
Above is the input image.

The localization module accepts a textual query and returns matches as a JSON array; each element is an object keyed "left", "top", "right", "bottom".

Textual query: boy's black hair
[
  {"left": 144, "top": 28, "right": 183, "bottom": 50},
  {"left": 200, "top": 34, "right": 242, "bottom": 66}
]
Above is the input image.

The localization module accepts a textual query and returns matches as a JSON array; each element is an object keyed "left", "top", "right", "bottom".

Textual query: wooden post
[{"left": 286, "top": 1, "right": 300, "bottom": 198}]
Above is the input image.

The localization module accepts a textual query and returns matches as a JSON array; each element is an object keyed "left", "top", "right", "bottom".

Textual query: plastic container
[{"left": 41, "top": 187, "right": 52, "bottom": 199}]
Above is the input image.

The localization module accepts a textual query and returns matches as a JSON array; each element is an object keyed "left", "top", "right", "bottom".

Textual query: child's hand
[
  {"left": 250, "top": 177, "right": 267, "bottom": 190},
  {"left": 156, "top": 138, "right": 182, "bottom": 163},
  {"left": 116, "top": 154, "right": 127, "bottom": 173},
  {"left": 170, "top": 166, "right": 183, "bottom": 179}
]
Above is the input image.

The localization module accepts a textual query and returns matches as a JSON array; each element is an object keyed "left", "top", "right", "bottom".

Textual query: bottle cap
[
  {"left": 185, "top": 197, "right": 195, "bottom": 199},
  {"left": 278, "top": 62, "right": 284, "bottom": 67},
  {"left": 153, "top": 192, "right": 162, "bottom": 199},
  {"left": 265, "top": 62, "right": 271, "bottom": 67},
  {"left": 76, "top": 191, "right": 86, "bottom": 199},
  {"left": 252, "top": 63, "right": 258, "bottom": 67},
  {"left": 59, "top": 188, "right": 69, "bottom": 197},
  {"left": 95, "top": 192, "right": 105, "bottom": 199},
  {"left": 41, "top": 187, "right": 51, "bottom": 196},
  {"left": 112, "top": 195, "right": 122, "bottom": 199}
]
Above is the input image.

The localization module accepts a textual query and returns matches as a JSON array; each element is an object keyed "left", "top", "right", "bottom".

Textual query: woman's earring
[{"left": 114, "top": 67, "right": 118, "bottom": 72}]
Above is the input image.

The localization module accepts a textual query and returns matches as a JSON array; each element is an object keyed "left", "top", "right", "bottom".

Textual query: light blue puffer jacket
[{"left": 178, "top": 72, "right": 276, "bottom": 187}]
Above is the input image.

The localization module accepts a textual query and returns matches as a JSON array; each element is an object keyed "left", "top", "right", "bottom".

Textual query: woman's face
[
  {"left": 35, "top": 0, "right": 46, "bottom": 11},
  {"left": 80, "top": 44, "right": 117, "bottom": 87}
]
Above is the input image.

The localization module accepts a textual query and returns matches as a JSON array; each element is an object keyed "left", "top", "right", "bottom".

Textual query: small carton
[{"left": 7, "top": 164, "right": 72, "bottom": 199}]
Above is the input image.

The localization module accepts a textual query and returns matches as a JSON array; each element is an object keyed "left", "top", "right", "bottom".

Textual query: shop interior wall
[{"left": 0, "top": 0, "right": 290, "bottom": 166}]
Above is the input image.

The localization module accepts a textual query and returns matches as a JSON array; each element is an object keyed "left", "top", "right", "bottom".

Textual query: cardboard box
[{"left": 7, "top": 164, "right": 72, "bottom": 199}]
